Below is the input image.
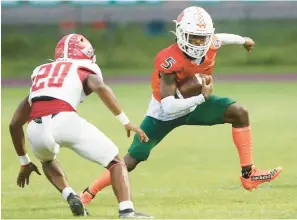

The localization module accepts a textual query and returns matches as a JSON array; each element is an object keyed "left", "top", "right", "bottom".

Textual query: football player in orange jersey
[{"left": 80, "top": 6, "right": 282, "bottom": 204}]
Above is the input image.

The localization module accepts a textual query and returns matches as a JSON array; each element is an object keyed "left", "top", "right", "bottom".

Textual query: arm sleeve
[
  {"left": 161, "top": 95, "right": 205, "bottom": 115},
  {"left": 215, "top": 33, "right": 246, "bottom": 45}
]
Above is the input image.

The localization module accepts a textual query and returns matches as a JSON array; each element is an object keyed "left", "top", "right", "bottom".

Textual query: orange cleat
[
  {"left": 80, "top": 187, "right": 95, "bottom": 205},
  {"left": 240, "top": 165, "right": 282, "bottom": 191}
]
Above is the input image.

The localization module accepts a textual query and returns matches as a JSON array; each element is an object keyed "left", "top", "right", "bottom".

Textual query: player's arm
[
  {"left": 10, "top": 96, "right": 32, "bottom": 158},
  {"left": 85, "top": 74, "right": 148, "bottom": 142},
  {"left": 160, "top": 72, "right": 213, "bottom": 115},
  {"left": 9, "top": 96, "right": 41, "bottom": 188},
  {"left": 215, "top": 33, "right": 255, "bottom": 52}
]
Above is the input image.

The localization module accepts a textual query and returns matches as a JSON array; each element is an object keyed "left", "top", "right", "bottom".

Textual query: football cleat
[
  {"left": 67, "top": 193, "right": 89, "bottom": 216},
  {"left": 119, "top": 209, "right": 153, "bottom": 219},
  {"left": 240, "top": 165, "right": 282, "bottom": 191}
]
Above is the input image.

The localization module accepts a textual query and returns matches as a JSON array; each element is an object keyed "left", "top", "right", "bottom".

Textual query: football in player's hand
[{"left": 177, "top": 74, "right": 211, "bottom": 99}]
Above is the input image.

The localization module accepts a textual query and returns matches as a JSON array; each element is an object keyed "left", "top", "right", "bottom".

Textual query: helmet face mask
[{"left": 172, "top": 6, "right": 215, "bottom": 59}]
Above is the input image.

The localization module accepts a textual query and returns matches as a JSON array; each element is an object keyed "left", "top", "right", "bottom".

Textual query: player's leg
[
  {"left": 80, "top": 116, "right": 183, "bottom": 204},
  {"left": 41, "top": 160, "right": 68, "bottom": 193},
  {"left": 60, "top": 112, "right": 153, "bottom": 217},
  {"left": 80, "top": 152, "right": 141, "bottom": 205},
  {"left": 223, "top": 101, "right": 282, "bottom": 190},
  {"left": 41, "top": 159, "right": 88, "bottom": 216},
  {"left": 26, "top": 115, "right": 87, "bottom": 216},
  {"left": 186, "top": 95, "right": 282, "bottom": 190}
]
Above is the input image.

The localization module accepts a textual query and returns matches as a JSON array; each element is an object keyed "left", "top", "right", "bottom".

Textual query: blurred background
[{"left": 2, "top": 0, "right": 297, "bottom": 79}]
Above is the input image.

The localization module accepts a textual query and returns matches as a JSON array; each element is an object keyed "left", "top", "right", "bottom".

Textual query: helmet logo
[
  {"left": 81, "top": 45, "right": 94, "bottom": 58},
  {"left": 196, "top": 13, "right": 206, "bottom": 29},
  {"left": 197, "top": 23, "right": 206, "bottom": 29}
]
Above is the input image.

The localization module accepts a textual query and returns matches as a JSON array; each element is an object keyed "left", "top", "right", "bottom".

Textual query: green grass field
[{"left": 2, "top": 82, "right": 297, "bottom": 219}]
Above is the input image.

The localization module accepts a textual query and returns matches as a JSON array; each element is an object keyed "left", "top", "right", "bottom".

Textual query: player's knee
[
  {"left": 41, "top": 159, "right": 66, "bottom": 177},
  {"left": 237, "top": 104, "right": 249, "bottom": 119},
  {"left": 41, "top": 159, "right": 55, "bottom": 166},
  {"left": 106, "top": 155, "right": 126, "bottom": 170},
  {"left": 232, "top": 104, "right": 249, "bottom": 125},
  {"left": 225, "top": 103, "right": 249, "bottom": 126},
  {"left": 112, "top": 155, "right": 125, "bottom": 164},
  {"left": 124, "top": 154, "right": 141, "bottom": 172}
]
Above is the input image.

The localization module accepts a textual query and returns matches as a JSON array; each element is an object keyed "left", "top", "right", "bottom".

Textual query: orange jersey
[{"left": 151, "top": 36, "right": 222, "bottom": 102}]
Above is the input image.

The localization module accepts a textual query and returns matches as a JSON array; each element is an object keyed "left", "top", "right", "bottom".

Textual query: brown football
[{"left": 177, "top": 74, "right": 211, "bottom": 99}]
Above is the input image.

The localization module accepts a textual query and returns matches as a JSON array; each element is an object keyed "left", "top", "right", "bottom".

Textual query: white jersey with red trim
[{"left": 28, "top": 58, "right": 102, "bottom": 110}]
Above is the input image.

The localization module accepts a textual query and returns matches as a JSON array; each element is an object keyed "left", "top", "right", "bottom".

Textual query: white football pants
[{"left": 26, "top": 111, "right": 119, "bottom": 167}]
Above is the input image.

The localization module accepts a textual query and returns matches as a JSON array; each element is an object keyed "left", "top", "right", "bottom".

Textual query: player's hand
[
  {"left": 124, "top": 122, "right": 149, "bottom": 142},
  {"left": 243, "top": 37, "right": 255, "bottom": 52},
  {"left": 17, "top": 162, "right": 41, "bottom": 188},
  {"left": 201, "top": 75, "right": 213, "bottom": 100}
]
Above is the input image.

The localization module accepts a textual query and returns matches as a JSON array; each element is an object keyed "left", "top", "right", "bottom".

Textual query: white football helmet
[{"left": 172, "top": 6, "right": 215, "bottom": 58}]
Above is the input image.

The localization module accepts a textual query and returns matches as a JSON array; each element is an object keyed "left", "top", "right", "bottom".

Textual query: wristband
[
  {"left": 19, "top": 153, "right": 31, "bottom": 166},
  {"left": 193, "top": 94, "right": 206, "bottom": 104},
  {"left": 116, "top": 112, "right": 130, "bottom": 126}
]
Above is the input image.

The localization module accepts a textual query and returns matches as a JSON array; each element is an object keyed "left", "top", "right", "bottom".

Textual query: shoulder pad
[
  {"left": 31, "top": 67, "right": 38, "bottom": 82},
  {"left": 77, "top": 62, "right": 103, "bottom": 81},
  {"left": 31, "top": 64, "right": 47, "bottom": 82}
]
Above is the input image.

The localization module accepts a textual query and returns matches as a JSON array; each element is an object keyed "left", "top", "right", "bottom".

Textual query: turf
[{"left": 2, "top": 82, "right": 297, "bottom": 219}]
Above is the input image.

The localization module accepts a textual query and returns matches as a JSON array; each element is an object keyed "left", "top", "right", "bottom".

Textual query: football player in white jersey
[{"left": 9, "top": 33, "right": 152, "bottom": 218}]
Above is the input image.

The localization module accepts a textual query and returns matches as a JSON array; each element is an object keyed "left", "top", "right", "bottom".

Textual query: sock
[
  {"left": 88, "top": 169, "right": 111, "bottom": 195},
  {"left": 232, "top": 125, "right": 253, "bottom": 169},
  {"left": 241, "top": 165, "right": 252, "bottom": 178},
  {"left": 119, "top": 201, "right": 134, "bottom": 211},
  {"left": 62, "top": 186, "right": 76, "bottom": 201}
]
